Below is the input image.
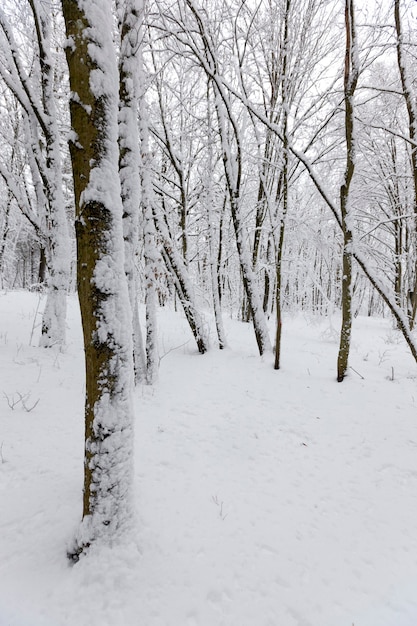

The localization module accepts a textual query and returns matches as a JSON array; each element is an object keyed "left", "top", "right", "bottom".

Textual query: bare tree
[
  {"left": 0, "top": 2, "right": 71, "bottom": 346},
  {"left": 164, "top": 0, "right": 272, "bottom": 355}
]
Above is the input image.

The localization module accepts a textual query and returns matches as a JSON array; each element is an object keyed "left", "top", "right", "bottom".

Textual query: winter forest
[{"left": 1, "top": 0, "right": 417, "bottom": 625}]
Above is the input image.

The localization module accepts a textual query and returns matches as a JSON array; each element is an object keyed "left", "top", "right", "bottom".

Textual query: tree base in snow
[{"left": 67, "top": 540, "right": 90, "bottom": 564}]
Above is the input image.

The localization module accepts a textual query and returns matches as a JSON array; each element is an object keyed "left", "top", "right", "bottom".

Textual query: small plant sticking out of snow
[
  {"left": 212, "top": 494, "right": 228, "bottom": 521},
  {"left": 384, "top": 330, "right": 402, "bottom": 345},
  {"left": 3, "top": 391, "right": 39, "bottom": 412},
  {"left": 29, "top": 295, "right": 43, "bottom": 347},
  {"left": 378, "top": 349, "right": 390, "bottom": 366},
  {"left": 13, "top": 344, "right": 24, "bottom": 365},
  {"left": 320, "top": 325, "right": 339, "bottom": 343}
]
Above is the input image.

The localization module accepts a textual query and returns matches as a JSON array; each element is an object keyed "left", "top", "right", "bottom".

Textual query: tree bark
[
  {"left": 118, "top": 0, "right": 147, "bottom": 383},
  {"left": 337, "top": 0, "right": 358, "bottom": 382},
  {"left": 274, "top": 0, "right": 291, "bottom": 371},
  {"left": 394, "top": 0, "right": 417, "bottom": 328},
  {"left": 0, "top": 3, "right": 71, "bottom": 346},
  {"left": 140, "top": 97, "right": 161, "bottom": 383},
  {"left": 62, "top": 0, "right": 135, "bottom": 560}
]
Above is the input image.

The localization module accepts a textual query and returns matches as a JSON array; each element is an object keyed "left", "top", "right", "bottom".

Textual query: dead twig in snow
[
  {"left": 3, "top": 391, "right": 39, "bottom": 412},
  {"left": 158, "top": 339, "right": 191, "bottom": 365},
  {"left": 349, "top": 365, "right": 365, "bottom": 380},
  {"left": 212, "top": 494, "right": 228, "bottom": 520}
]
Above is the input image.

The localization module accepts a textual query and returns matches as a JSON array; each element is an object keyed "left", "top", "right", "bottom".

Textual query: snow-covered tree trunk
[
  {"left": 337, "top": 0, "right": 358, "bottom": 382},
  {"left": 0, "top": 110, "right": 21, "bottom": 288},
  {"left": 32, "top": 1, "right": 71, "bottom": 348},
  {"left": 0, "top": 3, "right": 71, "bottom": 347},
  {"left": 213, "top": 83, "right": 271, "bottom": 355},
  {"left": 394, "top": 0, "right": 417, "bottom": 328},
  {"left": 62, "top": 0, "right": 135, "bottom": 560},
  {"left": 118, "top": 0, "right": 146, "bottom": 383},
  {"left": 134, "top": 4, "right": 160, "bottom": 384},
  {"left": 0, "top": 192, "right": 12, "bottom": 287},
  {"left": 206, "top": 84, "right": 226, "bottom": 350},
  {"left": 140, "top": 101, "right": 160, "bottom": 383},
  {"left": 274, "top": 0, "right": 290, "bottom": 371},
  {"left": 179, "top": 0, "right": 271, "bottom": 356},
  {"left": 154, "top": 204, "right": 209, "bottom": 354}
]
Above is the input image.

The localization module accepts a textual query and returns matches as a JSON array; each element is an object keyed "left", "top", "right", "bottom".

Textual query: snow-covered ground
[{"left": 0, "top": 290, "right": 416, "bottom": 626}]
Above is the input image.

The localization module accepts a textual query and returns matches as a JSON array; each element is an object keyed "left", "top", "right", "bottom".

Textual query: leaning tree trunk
[
  {"left": 62, "top": 0, "right": 135, "bottom": 560},
  {"left": 154, "top": 208, "right": 209, "bottom": 354},
  {"left": 213, "top": 83, "right": 271, "bottom": 355},
  {"left": 179, "top": 0, "right": 271, "bottom": 356}
]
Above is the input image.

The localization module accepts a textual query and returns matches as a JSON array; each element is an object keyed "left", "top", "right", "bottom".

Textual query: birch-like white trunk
[
  {"left": 118, "top": 0, "right": 147, "bottom": 382},
  {"left": 140, "top": 100, "right": 161, "bottom": 383}
]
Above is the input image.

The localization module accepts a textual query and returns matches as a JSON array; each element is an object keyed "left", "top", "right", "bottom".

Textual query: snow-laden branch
[
  {"left": 0, "top": 160, "right": 44, "bottom": 238},
  {"left": 0, "top": 8, "right": 48, "bottom": 137},
  {"left": 359, "top": 214, "right": 414, "bottom": 241}
]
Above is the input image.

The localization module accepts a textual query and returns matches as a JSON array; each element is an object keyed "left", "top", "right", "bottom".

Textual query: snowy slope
[{"left": 0, "top": 291, "right": 416, "bottom": 626}]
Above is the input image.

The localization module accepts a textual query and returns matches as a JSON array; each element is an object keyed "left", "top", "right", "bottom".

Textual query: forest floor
[{"left": 0, "top": 290, "right": 417, "bottom": 626}]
